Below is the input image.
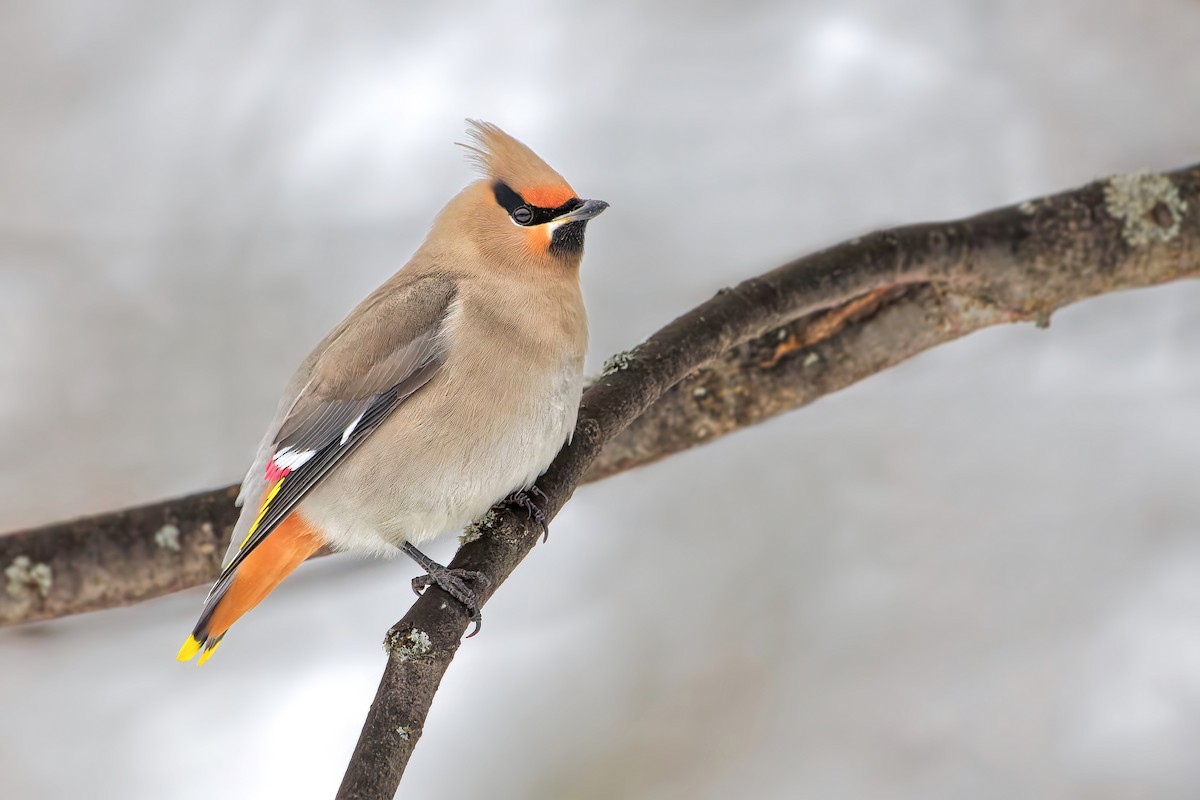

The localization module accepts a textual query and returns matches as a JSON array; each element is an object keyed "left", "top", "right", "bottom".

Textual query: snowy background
[{"left": 2, "top": 1, "right": 1200, "bottom": 798}]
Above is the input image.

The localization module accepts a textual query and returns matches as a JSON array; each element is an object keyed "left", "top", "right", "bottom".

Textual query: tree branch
[
  {"left": 1, "top": 163, "right": 1196, "bottom": 792},
  {"left": 1, "top": 167, "right": 1196, "bottom": 637},
  {"left": 0, "top": 486, "right": 240, "bottom": 627},
  {"left": 335, "top": 165, "right": 1200, "bottom": 798},
  {"left": 0, "top": 282, "right": 919, "bottom": 629}
]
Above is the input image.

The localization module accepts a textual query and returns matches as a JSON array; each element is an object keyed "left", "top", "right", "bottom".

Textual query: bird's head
[{"left": 429, "top": 121, "right": 608, "bottom": 272}]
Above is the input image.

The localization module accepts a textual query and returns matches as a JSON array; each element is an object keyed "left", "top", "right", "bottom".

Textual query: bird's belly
[{"left": 298, "top": 362, "right": 581, "bottom": 554}]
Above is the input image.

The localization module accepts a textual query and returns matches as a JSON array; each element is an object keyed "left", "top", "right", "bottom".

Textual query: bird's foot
[
  {"left": 401, "top": 542, "right": 491, "bottom": 637},
  {"left": 506, "top": 485, "right": 549, "bottom": 542}
]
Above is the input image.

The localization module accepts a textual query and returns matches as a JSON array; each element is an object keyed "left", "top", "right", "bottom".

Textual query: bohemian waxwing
[{"left": 178, "top": 121, "right": 607, "bottom": 664}]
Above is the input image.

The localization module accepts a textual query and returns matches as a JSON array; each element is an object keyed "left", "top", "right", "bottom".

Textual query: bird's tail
[{"left": 177, "top": 511, "right": 323, "bottom": 665}]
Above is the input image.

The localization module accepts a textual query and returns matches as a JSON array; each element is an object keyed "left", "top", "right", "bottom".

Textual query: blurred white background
[{"left": 2, "top": 1, "right": 1199, "bottom": 798}]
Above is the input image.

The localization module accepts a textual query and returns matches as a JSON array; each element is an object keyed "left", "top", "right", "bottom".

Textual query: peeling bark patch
[
  {"left": 5, "top": 556, "right": 52, "bottom": 598},
  {"left": 1104, "top": 171, "right": 1188, "bottom": 247},
  {"left": 154, "top": 524, "right": 182, "bottom": 551},
  {"left": 760, "top": 333, "right": 804, "bottom": 367}
]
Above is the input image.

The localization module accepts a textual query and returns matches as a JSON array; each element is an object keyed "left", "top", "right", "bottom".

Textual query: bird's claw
[
  {"left": 411, "top": 567, "right": 490, "bottom": 637},
  {"left": 507, "top": 486, "right": 549, "bottom": 542},
  {"left": 402, "top": 541, "right": 491, "bottom": 637}
]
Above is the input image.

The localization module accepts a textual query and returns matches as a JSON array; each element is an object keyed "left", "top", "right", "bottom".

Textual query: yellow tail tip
[
  {"left": 177, "top": 635, "right": 202, "bottom": 662},
  {"left": 197, "top": 640, "right": 222, "bottom": 666}
]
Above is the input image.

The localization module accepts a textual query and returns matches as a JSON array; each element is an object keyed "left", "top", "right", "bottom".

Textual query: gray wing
[{"left": 218, "top": 273, "right": 457, "bottom": 585}]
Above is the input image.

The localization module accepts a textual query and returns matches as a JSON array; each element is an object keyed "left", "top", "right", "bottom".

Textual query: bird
[{"left": 177, "top": 121, "right": 607, "bottom": 664}]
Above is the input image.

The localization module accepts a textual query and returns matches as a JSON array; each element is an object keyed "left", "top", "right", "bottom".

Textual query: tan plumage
[
  {"left": 178, "top": 121, "right": 607, "bottom": 663},
  {"left": 461, "top": 120, "right": 575, "bottom": 208}
]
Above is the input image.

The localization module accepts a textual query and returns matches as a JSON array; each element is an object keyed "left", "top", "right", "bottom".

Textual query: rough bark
[{"left": 335, "top": 165, "right": 1200, "bottom": 798}]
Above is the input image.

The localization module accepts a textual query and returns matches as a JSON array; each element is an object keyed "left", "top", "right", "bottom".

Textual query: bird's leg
[
  {"left": 401, "top": 542, "right": 491, "bottom": 637},
  {"left": 505, "top": 485, "right": 549, "bottom": 542}
]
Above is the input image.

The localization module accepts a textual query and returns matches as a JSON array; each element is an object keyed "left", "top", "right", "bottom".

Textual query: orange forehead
[{"left": 520, "top": 184, "right": 576, "bottom": 208}]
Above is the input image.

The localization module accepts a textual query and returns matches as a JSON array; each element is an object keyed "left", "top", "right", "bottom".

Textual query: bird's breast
[{"left": 302, "top": 276, "right": 587, "bottom": 552}]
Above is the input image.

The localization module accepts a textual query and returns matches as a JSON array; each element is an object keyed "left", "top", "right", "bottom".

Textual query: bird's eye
[{"left": 512, "top": 206, "right": 533, "bottom": 225}]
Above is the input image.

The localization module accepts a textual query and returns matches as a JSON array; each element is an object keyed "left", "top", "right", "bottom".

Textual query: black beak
[{"left": 556, "top": 198, "right": 609, "bottom": 223}]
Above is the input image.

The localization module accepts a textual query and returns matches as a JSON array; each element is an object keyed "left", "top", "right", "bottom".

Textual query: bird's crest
[{"left": 460, "top": 120, "right": 576, "bottom": 209}]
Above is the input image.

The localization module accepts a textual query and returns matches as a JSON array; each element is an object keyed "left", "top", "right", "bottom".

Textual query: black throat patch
[{"left": 549, "top": 220, "right": 587, "bottom": 256}]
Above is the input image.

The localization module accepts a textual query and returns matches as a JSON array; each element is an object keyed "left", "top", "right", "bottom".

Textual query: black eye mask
[{"left": 492, "top": 180, "right": 583, "bottom": 226}]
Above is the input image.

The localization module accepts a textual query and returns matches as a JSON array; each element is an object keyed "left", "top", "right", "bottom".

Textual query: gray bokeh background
[{"left": 2, "top": 2, "right": 1199, "bottom": 798}]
